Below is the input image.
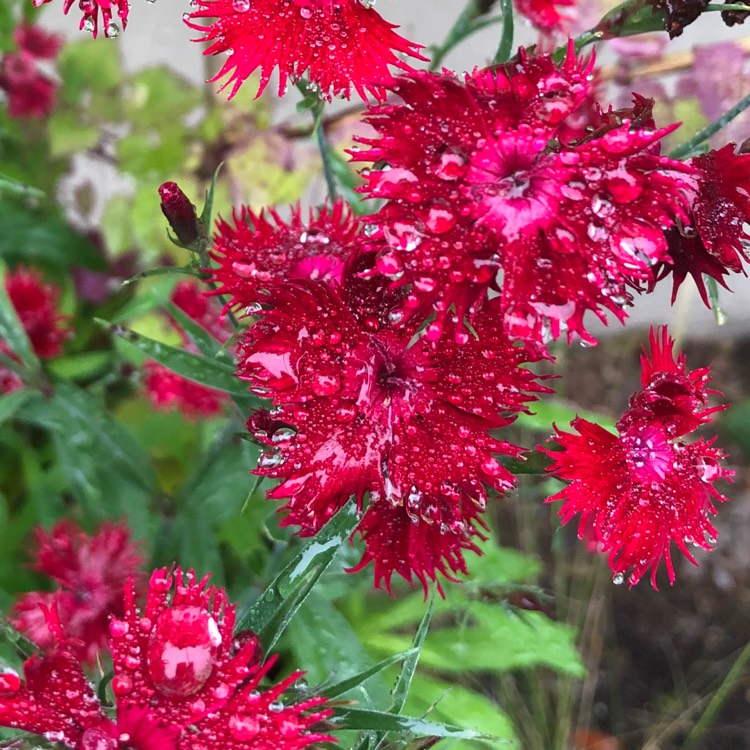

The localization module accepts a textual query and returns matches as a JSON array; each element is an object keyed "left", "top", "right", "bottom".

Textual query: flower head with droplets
[
  {"left": 541, "top": 326, "right": 732, "bottom": 588},
  {"left": 0, "top": 567, "right": 332, "bottom": 749},
  {"left": 185, "top": 0, "right": 425, "bottom": 101},
  {"left": 352, "top": 47, "right": 696, "bottom": 346},
  {"left": 238, "top": 251, "right": 551, "bottom": 593},
  {"left": 209, "top": 199, "right": 360, "bottom": 313}
]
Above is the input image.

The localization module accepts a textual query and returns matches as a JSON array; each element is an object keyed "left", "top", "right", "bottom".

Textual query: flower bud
[{"left": 158, "top": 182, "right": 203, "bottom": 248}]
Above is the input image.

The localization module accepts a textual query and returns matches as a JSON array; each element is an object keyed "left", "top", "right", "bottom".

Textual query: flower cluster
[
  {"left": 0, "top": 24, "right": 61, "bottom": 118},
  {"left": 143, "top": 280, "right": 234, "bottom": 419},
  {"left": 1, "top": 266, "right": 70, "bottom": 393},
  {"left": 542, "top": 327, "right": 732, "bottom": 588},
  {"left": 185, "top": 0, "right": 425, "bottom": 101},
  {"left": 9, "top": 520, "right": 142, "bottom": 665},
  {"left": 0, "top": 567, "right": 331, "bottom": 750}
]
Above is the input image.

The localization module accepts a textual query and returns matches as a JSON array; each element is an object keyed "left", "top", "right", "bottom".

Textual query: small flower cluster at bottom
[{"left": 0, "top": 567, "right": 331, "bottom": 750}]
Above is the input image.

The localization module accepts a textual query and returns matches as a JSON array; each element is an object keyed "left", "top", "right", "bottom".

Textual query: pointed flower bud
[{"left": 158, "top": 182, "right": 204, "bottom": 248}]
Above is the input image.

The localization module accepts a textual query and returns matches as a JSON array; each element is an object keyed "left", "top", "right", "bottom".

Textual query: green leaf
[
  {"left": 0, "top": 389, "right": 32, "bottom": 426},
  {"left": 404, "top": 675, "right": 518, "bottom": 748},
  {"left": 322, "top": 650, "right": 417, "bottom": 700},
  {"left": 166, "top": 302, "right": 230, "bottom": 360},
  {"left": 0, "top": 201, "right": 104, "bottom": 270},
  {"left": 200, "top": 163, "right": 224, "bottom": 238},
  {"left": 123, "top": 67, "right": 203, "bottom": 129},
  {"left": 0, "top": 264, "right": 39, "bottom": 371},
  {"left": 105, "top": 322, "right": 251, "bottom": 400},
  {"left": 333, "top": 708, "right": 495, "bottom": 740},
  {"left": 0, "top": 174, "right": 44, "bottom": 200},
  {"left": 288, "top": 592, "right": 392, "bottom": 709},
  {"left": 392, "top": 598, "right": 432, "bottom": 712},
  {"left": 235, "top": 499, "right": 360, "bottom": 650},
  {"left": 18, "top": 381, "right": 157, "bottom": 494},
  {"left": 493, "top": 0, "right": 514, "bottom": 64}
]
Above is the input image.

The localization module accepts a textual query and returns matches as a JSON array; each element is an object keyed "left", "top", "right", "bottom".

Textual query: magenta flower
[
  {"left": 1, "top": 266, "right": 70, "bottom": 392},
  {"left": 352, "top": 48, "right": 696, "bottom": 345},
  {"left": 9, "top": 520, "right": 143, "bottom": 666},
  {"left": 144, "top": 281, "right": 232, "bottom": 419},
  {"left": 209, "top": 199, "right": 360, "bottom": 312},
  {"left": 31, "top": 0, "right": 129, "bottom": 37},
  {"left": 238, "top": 251, "right": 551, "bottom": 593},
  {"left": 651, "top": 144, "right": 750, "bottom": 305},
  {"left": 185, "top": 0, "right": 425, "bottom": 101},
  {"left": 0, "top": 568, "right": 332, "bottom": 749},
  {"left": 542, "top": 327, "right": 732, "bottom": 588}
]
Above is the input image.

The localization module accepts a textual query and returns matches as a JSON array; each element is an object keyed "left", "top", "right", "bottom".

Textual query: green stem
[
  {"left": 706, "top": 2, "right": 750, "bottom": 10},
  {"left": 314, "top": 107, "right": 338, "bottom": 203},
  {"left": 492, "top": 0, "right": 514, "bottom": 64},
  {"left": 670, "top": 90, "right": 750, "bottom": 159},
  {"left": 683, "top": 639, "right": 750, "bottom": 750},
  {"left": 429, "top": 0, "right": 497, "bottom": 71}
]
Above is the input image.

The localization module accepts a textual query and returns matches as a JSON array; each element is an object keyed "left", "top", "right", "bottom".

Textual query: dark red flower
[
  {"left": 0, "top": 50, "right": 57, "bottom": 118},
  {"left": 0, "top": 568, "right": 332, "bottom": 749},
  {"left": 209, "top": 199, "right": 360, "bottom": 312},
  {"left": 514, "top": 0, "right": 576, "bottom": 33},
  {"left": 144, "top": 281, "right": 232, "bottom": 419},
  {"left": 185, "top": 0, "right": 425, "bottom": 101},
  {"left": 650, "top": 145, "right": 750, "bottom": 305},
  {"left": 1, "top": 267, "right": 70, "bottom": 392},
  {"left": 542, "top": 327, "right": 732, "bottom": 588},
  {"left": 9, "top": 520, "right": 143, "bottom": 666},
  {"left": 239, "top": 253, "right": 551, "bottom": 592},
  {"left": 352, "top": 48, "right": 696, "bottom": 345},
  {"left": 14, "top": 23, "right": 63, "bottom": 59},
  {"left": 31, "top": 0, "right": 129, "bottom": 38}
]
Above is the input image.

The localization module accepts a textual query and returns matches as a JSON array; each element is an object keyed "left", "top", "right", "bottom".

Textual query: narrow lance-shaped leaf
[
  {"left": 0, "top": 264, "right": 39, "bottom": 373},
  {"left": 235, "top": 499, "right": 359, "bottom": 651},
  {"left": 333, "top": 708, "right": 496, "bottom": 741},
  {"left": 321, "top": 650, "right": 418, "bottom": 701}
]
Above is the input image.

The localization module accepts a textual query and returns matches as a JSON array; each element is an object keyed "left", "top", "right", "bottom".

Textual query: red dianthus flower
[
  {"left": 650, "top": 144, "right": 750, "bottom": 305},
  {"left": 185, "top": 0, "right": 425, "bottom": 101},
  {"left": 352, "top": 47, "right": 696, "bottom": 345},
  {"left": 210, "top": 199, "right": 359, "bottom": 312},
  {"left": 31, "top": 0, "right": 129, "bottom": 37},
  {"left": 1, "top": 266, "right": 70, "bottom": 392},
  {"left": 144, "top": 281, "right": 233, "bottom": 419},
  {"left": 0, "top": 567, "right": 332, "bottom": 749},
  {"left": 9, "top": 520, "right": 143, "bottom": 666},
  {"left": 0, "top": 24, "right": 62, "bottom": 118},
  {"left": 239, "top": 252, "right": 551, "bottom": 592},
  {"left": 542, "top": 327, "right": 732, "bottom": 588}
]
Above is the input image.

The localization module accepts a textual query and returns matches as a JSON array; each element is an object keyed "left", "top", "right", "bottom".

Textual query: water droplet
[
  {"left": 294, "top": 677, "right": 309, "bottom": 691},
  {"left": 311, "top": 372, "right": 341, "bottom": 396},
  {"left": 105, "top": 22, "right": 120, "bottom": 38},
  {"left": 272, "top": 427, "right": 296, "bottom": 443},
  {"left": 82, "top": 16, "right": 95, "bottom": 33},
  {"left": 0, "top": 671, "right": 21, "bottom": 695},
  {"left": 259, "top": 452, "right": 284, "bottom": 469},
  {"left": 109, "top": 619, "right": 129, "bottom": 638},
  {"left": 612, "top": 573, "right": 624, "bottom": 585},
  {"left": 481, "top": 456, "right": 503, "bottom": 476},
  {"left": 335, "top": 402, "right": 357, "bottom": 423},
  {"left": 299, "top": 6, "right": 312, "bottom": 17},
  {"left": 425, "top": 205, "right": 456, "bottom": 234},
  {"left": 79, "top": 729, "right": 118, "bottom": 750},
  {"left": 146, "top": 606, "right": 221, "bottom": 697},
  {"left": 229, "top": 714, "right": 260, "bottom": 741},
  {"left": 111, "top": 675, "right": 133, "bottom": 696},
  {"left": 232, "top": 0, "right": 251, "bottom": 9},
  {"left": 269, "top": 700, "right": 284, "bottom": 712}
]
